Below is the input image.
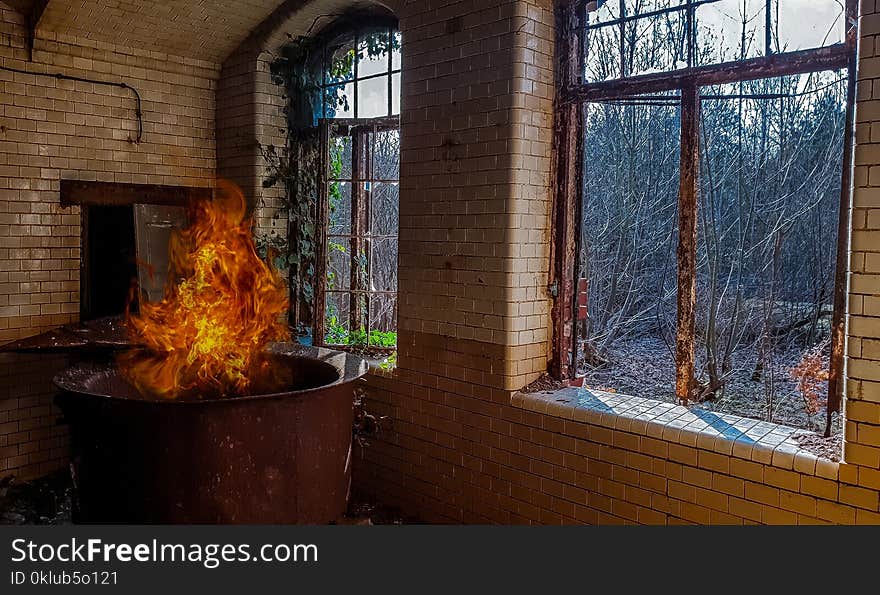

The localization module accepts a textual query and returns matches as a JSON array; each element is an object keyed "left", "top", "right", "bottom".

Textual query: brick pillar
[
  {"left": 396, "top": 0, "right": 554, "bottom": 392},
  {"left": 845, "top": 0, "right": 880, "bottom": 485}
]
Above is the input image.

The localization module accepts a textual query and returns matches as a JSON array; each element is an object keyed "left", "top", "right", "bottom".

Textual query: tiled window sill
[{"left": 512, "top": 387, "right": 840, "bottom": 480}]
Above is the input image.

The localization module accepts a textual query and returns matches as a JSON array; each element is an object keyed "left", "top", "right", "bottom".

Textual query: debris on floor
[
  {"left": 0, "top": 471, "right": 417, "bottom": 525},
  {"left": 0, "top": 470, "right": 73, "bottom": 525}
]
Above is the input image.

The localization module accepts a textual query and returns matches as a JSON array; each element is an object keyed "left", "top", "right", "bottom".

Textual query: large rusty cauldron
[{"left": 53, "top": 344, "right": 368, "bottom": 524}]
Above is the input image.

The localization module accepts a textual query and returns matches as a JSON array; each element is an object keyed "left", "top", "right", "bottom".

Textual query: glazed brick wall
[
  {"left": 5, "top": 0, "right": 880, "bottom": 524},
  {"left": 396, "top": 0, "right": 553, "bottom": 389},
  {"left": 847, "top": 0, "right": 880, "bottom": 482},
  {"left": 0, "top": 7, "right": 216, "bottom": 346},
  {"left": 0, "top": 353, "right": 71, "bottom": 481},
  {"left": 352, "top": 0, "right": 880, "bottom": 524},
  {"left": 0, "top": 5, "right": 216, "bottom": 480}
]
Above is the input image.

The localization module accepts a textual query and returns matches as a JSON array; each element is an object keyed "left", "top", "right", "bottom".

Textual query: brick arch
[{"left": 215, "top": 0, "right": 403, "bottom": 236}]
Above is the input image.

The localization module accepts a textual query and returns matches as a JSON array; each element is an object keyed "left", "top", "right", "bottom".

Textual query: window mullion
[
  {"left": 675, "top": 82, "right": 700, "bottom": 405},
  {"left": 314, "top": 120, "right": 332, "bottom": 346},
  {"left": 827, "top": 54, "right": 858, "bottom": 435}
]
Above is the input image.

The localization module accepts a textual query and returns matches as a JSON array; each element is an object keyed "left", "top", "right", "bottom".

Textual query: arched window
[
  {"left": 313, "top": 20, "right": 401, "bottom": 352},
  {"left": 319, "top": 25, "right": 401, "bottom": 119}
]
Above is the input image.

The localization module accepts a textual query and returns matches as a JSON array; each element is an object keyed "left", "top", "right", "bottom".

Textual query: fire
[{"left": 119, "top": 181, "right": 289, "bottom": 399}]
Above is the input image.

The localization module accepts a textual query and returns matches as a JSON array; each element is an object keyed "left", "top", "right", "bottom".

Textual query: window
[
  {"left": 314, "top": 24, "right": 401, "bottom": 351},
  {"left": 318, "top": 26, "right": 401, "bottom": 120},
  {"left": 555, "top": 1, "right": 857, "bottom": 436}
]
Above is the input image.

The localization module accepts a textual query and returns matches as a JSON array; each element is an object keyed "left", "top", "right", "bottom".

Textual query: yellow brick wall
[
  {"left": 846, "top": 0, "right": 880, "bottom": 488},
  {"left": 352, "top": 0, "right": 880, "bottom": 524},
  {"left": 4, "top": 0, "right": 880, "bottom": 525},
  {"left": 0, "top": 5, "right": 216, "bottom": 479},
  {"left": 396, "top": 0, "right": 552, "bottom": 388}
]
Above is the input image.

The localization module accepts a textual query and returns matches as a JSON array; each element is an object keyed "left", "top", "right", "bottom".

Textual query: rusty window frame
[
  {"left": 315, "top": 116, "right": 400, "bottom": 351},
  {"left": 552, "top": 0, "right": 858, "bottom": 436}
]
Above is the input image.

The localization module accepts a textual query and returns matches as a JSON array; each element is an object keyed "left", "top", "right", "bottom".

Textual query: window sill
[{"left": 512, "top": 387, "right": 840, "bottom": 480}]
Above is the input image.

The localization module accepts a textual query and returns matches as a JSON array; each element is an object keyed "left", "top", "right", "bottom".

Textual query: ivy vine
[{"left": 257, "top": 24, "right": 399, "bottom": 338}]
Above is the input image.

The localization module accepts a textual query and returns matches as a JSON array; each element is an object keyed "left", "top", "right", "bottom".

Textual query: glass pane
[
  {"left": 329, "top": 135, "right": 352, "bottom": 180},
  {"left": 587, "top": 0, "right": 686, "bottom": 25},
  {"left": 325, "top": 292, "right": 351, "bottom": 345},
  {"left": 371, "top": 238, "right": 398, "bottom": 293},
  {"left": 586, "top": 0, "right": 619, "bottom": 25},
  {"left": 324, "top": 82, "right": 354, "bottom": 119},
  {"left": 774, "top": 0, "right": 845, "bottom": 53},
  {"left": 585, "top": 25, "right": 621, "bottom": 82},
  {"left": 358, "top": 30, "right": 391, "bottom": 77},
  {"left": 371, "top": 182, "right": 399, "bottom": 236},
  {"left": 357, "top": 76, "right": 389, "bottom": 118},
  {"left": 369, "top": 295, "right": 398, "bottom": 340},
  {"left": 579, "top": 98, "right": 681, "bottom": 397},
  {"left": 586, "top": 5, "right": 688, "bottom": 80},
  {"left": 373, "top": 129, "right": 400, "bottom": 180},
  {"left": 325, "top": 35, "right": 355, "bottom": 84},
  {"left": 696, "top": 0, "right": 766, "bottom": 63},
  {"left": 695, "top": 70, "right": 846, "bottom": 432},
  {"left": 328, "top": 181, "right": 351, "bottom": 235},
  {"left": 624, "top": 9, "right": 689, "bottom": 77},
  {"left": 391, "top": 31, "right": 402, "bottom": 71},
  {"left": 391, "top": 72, "right": 401, "bottom": 116},
  {"left": 327, "top": 238, "right": 351, "bottom": 291}
]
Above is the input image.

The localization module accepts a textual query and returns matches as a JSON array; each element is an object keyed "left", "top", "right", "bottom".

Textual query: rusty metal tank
[{"left": 53, "top": 344, "right": 368, "bottom": 524}]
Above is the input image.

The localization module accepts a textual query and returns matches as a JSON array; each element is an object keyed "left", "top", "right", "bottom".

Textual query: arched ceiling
[{"left": 32, "top": 0, "right": 291, "bottom": 63}]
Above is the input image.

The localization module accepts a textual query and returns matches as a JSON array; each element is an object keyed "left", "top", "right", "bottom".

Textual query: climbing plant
[{"left": 258, "top": 21, "right": 399, "bottom": 338}]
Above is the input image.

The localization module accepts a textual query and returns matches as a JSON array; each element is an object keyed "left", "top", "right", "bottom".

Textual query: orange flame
[{"left": 119, "top": 181, "right": 289, "bottom": 399}]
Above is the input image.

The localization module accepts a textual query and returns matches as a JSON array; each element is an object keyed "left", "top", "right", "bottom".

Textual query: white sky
[
  {"left": 590, "top": 0, "right": 844, "bottom": 59},
  {"left": 698, "top": 0, "right": 845, "bottom": 60}
]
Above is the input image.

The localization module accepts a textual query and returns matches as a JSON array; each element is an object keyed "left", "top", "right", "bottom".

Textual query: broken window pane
[
  {"left": 694, "top": 70, "right": 846, "bottom": 431},
  {"left": 329, "top": 135, "right": 353, "bottom": 180},
  {"left": 327, "top": 239, "right": 352, "bottom": 291},
  {"left": 373, "top": 129, "right": 400, "bottom": 180},
  {"left": 370, "top": 294, "right": 397, "bottom": 338},
  {"left": 586, "top": 2, "right": 689, "bottom": 80},
  {"left": 371, "top": 183, "right": 399, "bottom": 236},
  {"left": 579, "top": 97, "right": 681, "bottom": 395},
  {"left": 371, "top": 237, "right": 398, "bottom": 293},
  {"left": 773, "top": 0, "right": 845, "bottom": 53},
  {"left": 587, "top": 0, "right": 686, "bottom": 25},
  {"left": 328, "top": 181, "right": 351, "bottom": 235},
  {"left": 623, "top": 9, "right": 689, "bottom": 76},
  {"left": 325, "top": 292, "right": 351, "bottom": 345},
  {"left": 696, "top": 0, "right": 766, "bottom": 63}
]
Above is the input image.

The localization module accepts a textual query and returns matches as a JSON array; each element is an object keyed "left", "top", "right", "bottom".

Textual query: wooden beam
[
  {"left": 566, "top": 43, "right": 851, "bottom": 103},
  {"left": 60, "top": 180, "right": 212, "bottom": 207},
  {"left": 827, "top": 8, "right": 859, "bottom": 435},
  {"left": 549, "top": 2, "right": 584, "bottom": 381},
  {"left": 313, "top": 123, "right": 331, "bottom": 344},
  {"left": 675, "top": 83, "right": 700, "bottom": 405}
]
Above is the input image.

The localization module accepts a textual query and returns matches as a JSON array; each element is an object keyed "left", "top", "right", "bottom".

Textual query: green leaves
[{"left": 325, "top": 321, "right": 398, "bottom": 348}]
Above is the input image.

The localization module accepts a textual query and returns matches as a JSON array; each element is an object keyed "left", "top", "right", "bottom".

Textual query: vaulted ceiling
[{"left": 16, "top": 0, "right": 292, "bottom": 63}]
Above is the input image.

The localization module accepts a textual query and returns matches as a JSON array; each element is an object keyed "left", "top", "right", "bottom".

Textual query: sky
[
  {"left": 590, "top": 0, "right": 844, "bottom": 59},
  {"left": 346, "top": 1, "right": 846, "bottom": 117}
]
